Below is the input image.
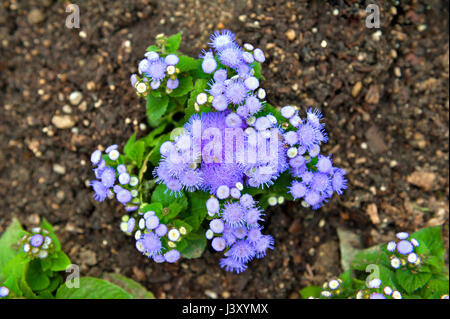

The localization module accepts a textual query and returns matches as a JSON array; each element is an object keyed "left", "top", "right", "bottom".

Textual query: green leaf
[
  {"left": 47, "top": 274, "right": 62, "bottom": 293},
  {"left": 165, "top": 32, "right": 182, "bottom": 53},
  {"left": 185, "top": 78, "right": 209, "bottom": 121},
  {"left": 411, "top": 226, "right": 444, "bottom": 259},
  {"left": 163, "top": 202, "right": 184, "bottom": 222},
  {"left": 183, "top": 191, "right": 209, "bottom": 230},
  {"left": 56, "top": 277, "right": 131, "bottom": 299},
  {"left": 141, "top": 202, "right": 163, "bottom": 214},
  {"left": 126, "top": 140, "right": 146, "bottom": 168},
  {"left": 1, "top": 253, "right": 30, "bottom": 297},
  {"left": 26, "top": 260, "right": 50, "bottom": 291},
  {"left": 396, "top": 269, "right": 432, "bottom": 294},
  {"left": 146, "top": 94, "right": 169, "bottom": 127},
  {"left": 124, "top": 133, "right": 137, "bottom": 155},
  {"left": 177, "top": 55, "right": 198, "bottom": 72},
  {"left": 252, "top": 62, "right": 263, "bottom": 79},
  {"left": 299, "top": 285, "right": 322, "bottom": 299},
  {"left": 0, "top": 218, "right": 26, "bottom": 277},
  {"left": 146, "top": 45, "right": 159, "bottom": 52},
  {"left": 169, "top": 76, "right": 193, "bottom": 97},
  {"left": 102, "top": 273, "right": 155, "bottom": 299},
  {"left": 50, "top": 251, "right": 71, "bottom": 272},
  {"left": 151, "top": 184, "right": 187, "bottom": 209},
  {"left": 178, "top": 230, "right": 206, "bottom": 259},
  {"left": 40, "top": 218, "right": 61, "bottom": 251},
  {"left": 351, "top": 244, "right": 390, "bottom": 271}
]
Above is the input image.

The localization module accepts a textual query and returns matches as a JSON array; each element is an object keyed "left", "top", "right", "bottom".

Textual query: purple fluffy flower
[
  {"left": 397, "top": 240, "right": 414, "bottom": 255},
  {"left": 209, "top": 30, "right": 235, "bottom": 51},
  {"left": 30, "top": 234, "right": 44, "bottom": 247},
  {"left": 91, "top": 180, "right": 108, "bottom": 202},
  {"left": 289, "top": 181, "right": 307, "bottom": 199},
  {"left": 210, "top": 219, "right": 225, "bottom": 233},
  {"left": 147, "top": 58, "right": 167, "bottom": 81},
  {"left": 167, "top": 78, "right": 179, "bottom": 90},
  {"left": 229, "top": 239, "right": 255, "bottom": 263},
  {"left": 155, "top": 224, "right": 168, "bottom": 237},
  {"left": 165, "top": 54, "right": 179, "bottom": 65},
  {"left": 222, "top": 202, "right": 245, "bottom": 227},
  {"left": 253, "top": 235, "right": 274, "bottom": 258},
  {"left": 214, "top": 69, "right": 228, "bottom": 82},
  {"left": 253, "top": 48, "right": 265, "bottom": 63},
  {"left": 219, "top": 257, "right": 247, "bottom": 274},
  {"left": 101, "top": 167, "right": 116, "bottom": 188},
  {"left": 116, "top": 189, "right": 132, "bottom": 205},
  {"left": 140, "top": 232, "right": 162, "bottom": 257},
  {"left": 225, "top": 78, "right": 247, "bottom": 105},
  {"left": 164, "top": 249, "right": 181, "bottom": 263},
  {"left": 212, "top": 237, "right": 227, "bottom": 251},
  {"left": 219, "top": 44, "right": 243, "bottom": 69}
]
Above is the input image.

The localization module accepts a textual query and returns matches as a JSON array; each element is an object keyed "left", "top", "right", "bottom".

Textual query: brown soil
[{"left": 0, "top": 0, "right": 448, "bottom": 298}]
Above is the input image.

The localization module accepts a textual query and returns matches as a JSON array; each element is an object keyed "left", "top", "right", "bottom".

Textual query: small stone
[
  {"left": 78, "top": 101, "right": 87, "bottom": 112},
  {"left": 80, "top": 249, "right": 97, "bottom": 266},
  {"left": 27, "top": 9, "right": 45, "bottom": 24},
  {"left": 352, "top": 81, "right": 362, "bottom": 97},
  {"left": 372, "top": 30, "right": 382, "bottom": 41},
  {"left": 204, "top": 290, "right": 218, "bottom": 299},
  {"left": 320, "top": 40, "right": 327, "bottom": 48},
  {"left": 366, "top": 203, "right": 380, "bottom": 224},
  {"left": 53, "top": 164, "right": 66, "bottom": 175},
  {"left": 62, "top": 104, "right": 72, "bottom": 114},
  {"left": 390, "top": 160, "right": 398, "bottom": 167},
  {"left": 365, "top": 84, "right": 380, "bottom": 104},
  {"left": 51, "top": 115, "right": 75, "bottom": 129},
  {"left": 86, "top": 81, "right": 96, "bottom": 90},
  {"left": 407, "top": 171, "right": 437, "bottom": 191},
  {"left": 69, "top": 91, "right": 83, "bottom": 105},
  {"left": 285, "top": 29, "right": 296, "bottom": 41}
]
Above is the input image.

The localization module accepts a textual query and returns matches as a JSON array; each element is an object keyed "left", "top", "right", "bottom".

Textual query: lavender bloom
[
  {"left": 165, "top": 54, "right": 179, "bottom": 65},
  {"left": 253, "top": 48, "right": 265, "bottom": 62},
  {"left": 145, "top": 215, "right": 160, "bottom": 230},
  {"left": 209, "top": 30, "right": 235, "bottom": 51},
  {"left": 155, "top": 224, "right": 168, "bottom": 237},
  {"left": 167, "top": 78, "right": 179, "bottom": 90},
  {"left": 210, "top": 219, "right": 225, "bottom": 233},
  {"left": 164, "top": 249, "right": 181, "bottom": 263},
  {"left": 222, "top": 202, "right": 245, "bottom": 227},
  {"left": 139, "top": 232, "right": 162, "bottom": 257},
  {"left": 30, "top": 234, "right": 44, "bottom": 247},
  {"left": 90, "top": 150, "right": 102, "bottom": 165},
  {"left": 212, "top": 237, "right": 227, "bottom": 251},
  {"left": 219, "top": 44, "right": 243, "bottom": 69},
  {"left": 219, "top": 257, "right": 247, "bottom": 274},
  {"left": 146, "top": 58, "right": 167, "bottom": 81},
  {"left": 91, "top": 180, "right": 108, "bottom": 202},
  {"left": 253, "top": 235, "right": 274, "bottom": 258},
  {"left": 229, "top": 239, "right": 255, "bottom": 263},
  {"left": 397, "top": 240, "right": 414, "bottom": 255},
  {"left": 117, "top": 189, "right": 132, "bottom": 205}
]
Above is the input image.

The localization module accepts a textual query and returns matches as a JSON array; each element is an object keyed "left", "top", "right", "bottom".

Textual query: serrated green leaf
[
  {"left": 396, "top": 269, "right": 432, "bottom": 294},
  {"left": 165, "top": 32, "right": 182, "bottom": 53},
  {"left": 50, "top": 251, "right": 71, "bottom": 272},
  {"left": 151, "top": 184, "right": 187, "bottom": 209},
  {"left": 102, "top": 273, "right": 154, "bottom": 299},
  {"left": 56, "top": 277, "right": 131, "bottom": 299},
  {"left": 146, "top": 45, "right": 159, "bottom": 52},
  {"left": 0, "top": 218, "right": 26, "bottom": 278},
  {"left": 127, "top": 140, "right": 146, "bottom": 168},
  {"left": 169, "top": 76, "right": 193, "bottom": 97},
  {"left": 351, "top": 244, "right": 390, "bottom": 271},
  {"left": 146, "top": 94, "right": 169, "bottom": 127},
  {"left": 26, "top": 260, "right": 50, "bottom": 291},
  {"left": 178, "top": 230, "right": 206, "bottom": 259},
  {"left": 124, "top": 133, "right": 137, "bottom": 156},
  {"left": 411, "top": 226, "right": 445, "bottom": 259},
  {"left": 177, "top": 55, "right": 198, "bottom": 72},
  {"left": 141, "top": 202, "right": 164, "bottom": 215}
]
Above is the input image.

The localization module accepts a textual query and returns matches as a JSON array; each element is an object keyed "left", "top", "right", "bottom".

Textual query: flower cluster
[
  {"left": 131, "top": 52, "right": 181, "bottom": 96},
  {"left": 356, "top": 278, "right": 402, "bottom": 299},
  {"left": 205, "top": 193, "right": 274, "bottom": 273},
  {"left": 20, "top": 227, "right": 54, "bottom": 260},
  {"left": 308, "top": 278, "right": 344, "bottom": 299},
  {"left": 120, "top": 211, "right": 183, "bottom": 263},
  {"left": 195, "top": 30, "right": 266, "bottom": 115},
  {"left": 282, "top": 106, "right": 347, "bottom": 209},
  {"left": 90, "top": 145, "right": 140, "bottom": 212},
  {"left": 387, "top": 232, "right": 421, "bottom": 270}
]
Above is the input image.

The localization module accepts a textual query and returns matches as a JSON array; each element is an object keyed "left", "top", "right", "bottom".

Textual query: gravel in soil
[{"left": 0, "top": 0, "right": 448, "bottom": 298}]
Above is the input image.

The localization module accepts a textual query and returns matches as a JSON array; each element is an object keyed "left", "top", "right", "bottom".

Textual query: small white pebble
[
  {"left": 360, "top": 142, "right": 368, "bottom": 150},
  {"left": 321, "top": 40, "right": 327, "bottom": 48}
]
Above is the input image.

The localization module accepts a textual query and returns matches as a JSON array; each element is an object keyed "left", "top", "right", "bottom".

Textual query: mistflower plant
[
  {"left": 89, "top": 30, "right": 347, "bottom": 273},
  {"left": 300, "top": 226, "right": 449, "bottom": 299}
]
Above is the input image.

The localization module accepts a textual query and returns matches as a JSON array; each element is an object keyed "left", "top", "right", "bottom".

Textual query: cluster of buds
[
  {"left": 20, "top": 227, "right": 54, "bottom": 260},
  {"left": 316, "top": 278, "right": 344, "bottom": 298},
  {"left": 387, "top": 232, "right": 421, "bottom": 270},
  {"left": 356, "top": 278, "right": 402, "bottom": 299},
  {"left": 121, "top": 209, "right": 186, "bottom": 264}
]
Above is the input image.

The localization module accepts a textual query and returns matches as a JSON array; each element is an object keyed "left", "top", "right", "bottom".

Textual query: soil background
[{"left": 0, "top": 0, "right": 449, "bottom": 298}]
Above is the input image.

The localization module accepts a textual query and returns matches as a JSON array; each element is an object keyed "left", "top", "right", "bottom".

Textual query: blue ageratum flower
[
  {"left": 219, "top": 257, "right": 247, "bottom": 274},
  {"left": 218, "top": 43, "right": 243, "bottom": 69},
  {"left": 209, "top": 30, "right": 236, "bottom": 52}
]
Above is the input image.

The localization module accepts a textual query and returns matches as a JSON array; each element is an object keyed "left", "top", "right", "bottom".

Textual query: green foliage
[
  {"left": 299, "top": 226, "right": 449, "bottom": 299},
  {"left": 0, "top": 218, "right": 153, "bottom": 299}
]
